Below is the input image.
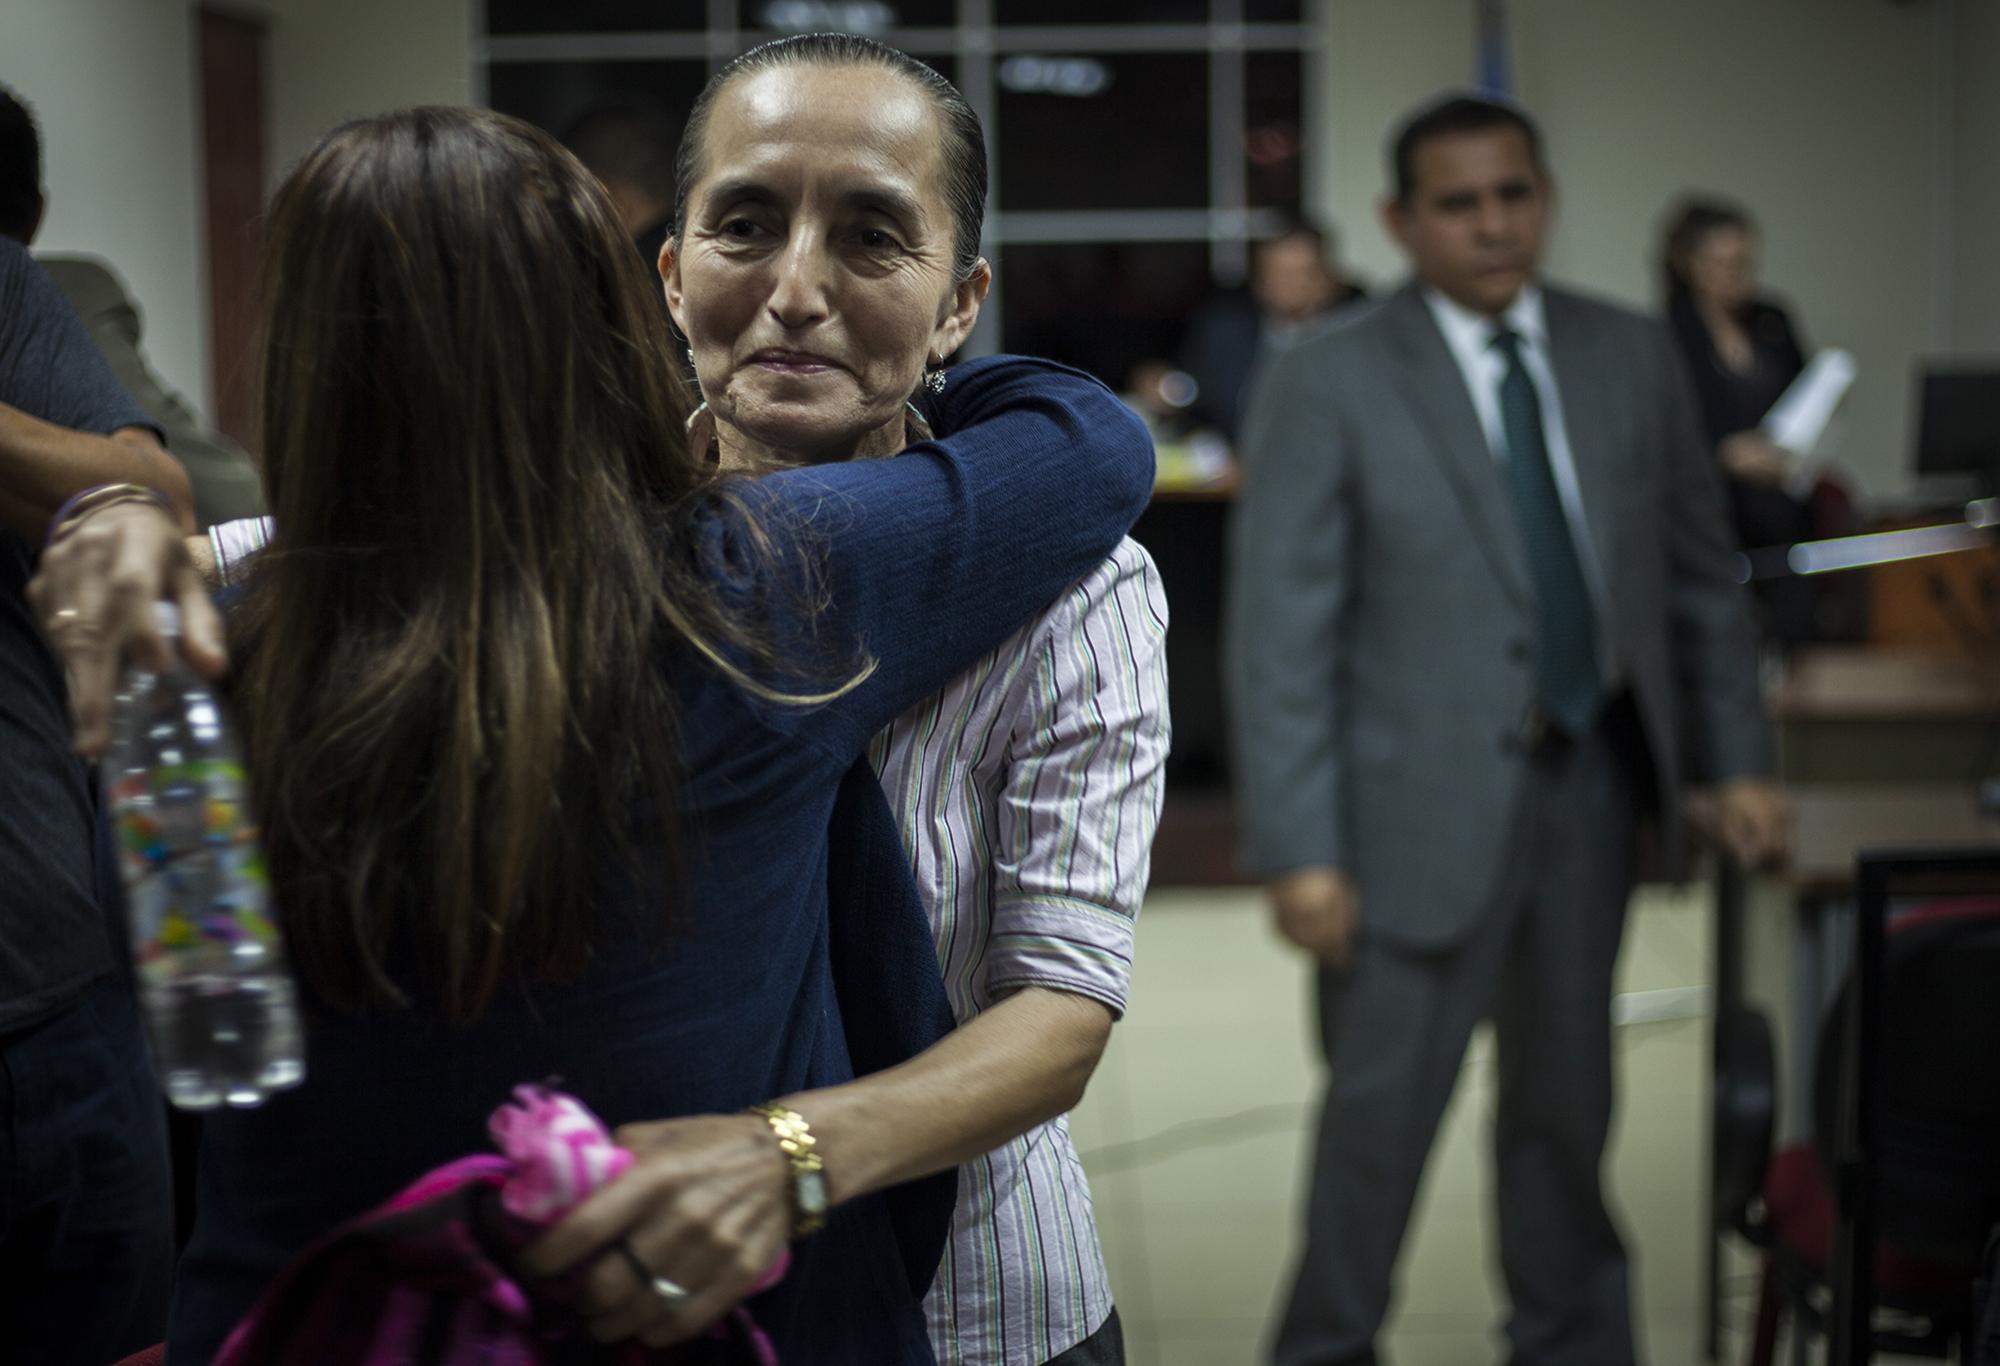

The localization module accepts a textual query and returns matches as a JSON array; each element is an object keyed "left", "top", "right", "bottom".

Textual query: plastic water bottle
[{"left": 105, "top": 603, "right": 303, "bottom": 1109}]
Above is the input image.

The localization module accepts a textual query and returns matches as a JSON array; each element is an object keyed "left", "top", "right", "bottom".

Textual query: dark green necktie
[{"left": 1491, "top": 327, "right": 1603, "bottom": 738}]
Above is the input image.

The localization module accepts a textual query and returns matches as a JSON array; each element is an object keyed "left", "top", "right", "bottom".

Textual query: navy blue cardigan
[
  {"left": 166, "top": 357, "right": 1154, "bottom": 1364},
  {"left": 824, "top": 759, "right": 959, "bottom": 1300}
]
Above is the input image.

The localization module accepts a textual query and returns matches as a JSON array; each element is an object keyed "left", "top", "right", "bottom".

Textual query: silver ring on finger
[{"left": 616, "top": 1237, "right": 692, "bottom": 1306}]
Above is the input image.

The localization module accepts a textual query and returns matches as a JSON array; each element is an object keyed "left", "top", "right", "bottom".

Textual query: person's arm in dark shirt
[
  {"left": 0, "top": 241, "right": 191, "bottom": 539},
  {"left": 0, "top": 404, "right": 191, "bottom": 540}
]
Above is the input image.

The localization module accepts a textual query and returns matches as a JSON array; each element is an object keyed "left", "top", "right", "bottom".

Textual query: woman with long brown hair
[{"left": 32, "top": 105, "right": 1150, "bottom": 1362}]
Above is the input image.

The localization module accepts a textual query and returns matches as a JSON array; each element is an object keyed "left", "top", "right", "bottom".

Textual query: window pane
[
  {"left": 996, "top": 53, "right": 1208, "bottom": 210},
  {"left": 486, "top": 0, "right": 704, "bottom": 35},
  {"left": 485, "top": 60, "right": 710, "bottom": 147},
  {"left": 994, "top": 0, "right": 1209, "bottom": 22},
  {"left": 1243, "top": 0, "right": 1305, "bottom": 21},
  {"left": 740, "top": 0, "right": 957, "bottom": 28},
  {"left": 1245, "top": 50, "right": 1303, "bottom": 210},
  {"left": 999, "top": 241, "right": 1211, "bottom": 391}
]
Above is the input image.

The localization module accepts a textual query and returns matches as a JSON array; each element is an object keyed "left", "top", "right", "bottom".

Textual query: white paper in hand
[{"left": 1762, "top": 347, "right": 1857, "bottom": 457}]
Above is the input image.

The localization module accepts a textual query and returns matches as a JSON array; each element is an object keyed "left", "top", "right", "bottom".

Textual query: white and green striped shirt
[{"left": 868, "top": 537, "right": 1170, "bottom": 1365}]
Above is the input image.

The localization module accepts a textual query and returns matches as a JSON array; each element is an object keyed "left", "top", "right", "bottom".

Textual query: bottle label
[{"left": 110, "top": 759, "right": 279, "bottom": 984}]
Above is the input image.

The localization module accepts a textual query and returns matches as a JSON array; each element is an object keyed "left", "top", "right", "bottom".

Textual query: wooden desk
[
  {"left": 1789, "top": 784, "right": 2000, "bottom": 893},
  {"left": 1863, "top": 526, "right": 2000, "bottom": 650},
  {"left": 1150, "top": 470, "right": 1239, "bottom": 503},
  {"left": 1773, "top": 647, "right": 2000, "bottom": 784},
  {"left": 1147, "top": 484, "right": 1237, "bottom": 504},
  {"left": 1775, "top": 647, "right": 2000, "bottom": 721}
]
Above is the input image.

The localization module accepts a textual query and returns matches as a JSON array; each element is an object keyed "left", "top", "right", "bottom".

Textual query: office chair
[{"left": 1718, "top": 898, "right": 2000, "bottom": 1365}]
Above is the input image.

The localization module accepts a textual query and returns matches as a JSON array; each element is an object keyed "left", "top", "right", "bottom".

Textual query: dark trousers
[
  {"left": 1046, "top": 1307, "right": 1125, "bottom": 1365},
  {"left": 0, "top": 973, "right": 173, "bottom": 1364},
  {"left": 1272, "top": 709, "right": 1644, "bottom": 1366}
]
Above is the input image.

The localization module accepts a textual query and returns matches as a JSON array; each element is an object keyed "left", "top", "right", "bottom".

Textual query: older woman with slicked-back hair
[{"left": 626, "top": 35, "right": 1168, "bottom": 1366}]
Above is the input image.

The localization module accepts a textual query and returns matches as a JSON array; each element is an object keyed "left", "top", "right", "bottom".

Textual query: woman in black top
[{"left": 1662, "top": 197, "right": 1834, "bottom": 643}]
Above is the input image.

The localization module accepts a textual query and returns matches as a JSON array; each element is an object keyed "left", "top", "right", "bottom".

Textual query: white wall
[
  {"left": 8, "top": 0, "right": 212, "bottom": 421},
  {"left": 1314, "top": 0, "right": 1955, "bottom": 497},
  {"left": 1949, "top": 0, "right": 2000, "bottom": 356},
  {"left": 4, "top": 0, "right": 472, "bottom": 428},
  {"left": 258, "top": 0, "right": 472, "bottom": 185}
]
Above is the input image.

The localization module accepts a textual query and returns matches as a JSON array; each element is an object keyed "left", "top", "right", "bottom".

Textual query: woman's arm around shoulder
[{"left": 744, "top": 354, "right": 1155, "bottom": 756}]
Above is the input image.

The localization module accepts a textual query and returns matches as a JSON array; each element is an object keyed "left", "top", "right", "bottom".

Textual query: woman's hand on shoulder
[
  {"left": 516, "top": 1112, "right": 791, "bottom": 1348},
  {"left": 28, "top": 500, "right": 227, "bottom": 756}
]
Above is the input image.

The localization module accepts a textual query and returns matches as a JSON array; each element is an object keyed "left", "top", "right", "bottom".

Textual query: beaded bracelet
[{"left": 45, "top": 482, "right": 175, "bottom": 547}]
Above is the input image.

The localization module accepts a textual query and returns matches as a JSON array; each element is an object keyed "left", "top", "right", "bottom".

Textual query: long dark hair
[
  {"left": 234, "top": 108, "right": 805, "bottom": 1020},
  {"left": 672, "top": 33, "right": 989, "bottom": 283}
]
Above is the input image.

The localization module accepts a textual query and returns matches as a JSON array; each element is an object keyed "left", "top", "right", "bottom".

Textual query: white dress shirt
[{"left": 1422, "top": 285, "right": 1617, "bottom": 674}]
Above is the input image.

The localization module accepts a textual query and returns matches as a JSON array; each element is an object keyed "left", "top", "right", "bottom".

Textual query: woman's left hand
[
  {"left": 516, "top": 1113, "right": 792, "bottom": 1347},
  {"left": 27, "top": 500, "right": 225, "bottom": 756},
  {"left": 1719, "top": 431, "right": 1792, "bottom": 487}
]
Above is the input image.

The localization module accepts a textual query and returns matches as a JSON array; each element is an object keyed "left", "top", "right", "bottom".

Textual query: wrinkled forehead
[{"left": 692, "top": 63, "right": 947, "bottom": 212}]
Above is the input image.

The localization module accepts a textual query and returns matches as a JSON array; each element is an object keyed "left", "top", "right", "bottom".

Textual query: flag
[{"left": 1477, "top": 0, "right": 1512, "bottom": 98}]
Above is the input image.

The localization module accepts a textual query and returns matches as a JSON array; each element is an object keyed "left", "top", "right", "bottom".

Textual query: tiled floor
[{"left": 1070, "top": 884, "right": 1906, "bottom": 1366}]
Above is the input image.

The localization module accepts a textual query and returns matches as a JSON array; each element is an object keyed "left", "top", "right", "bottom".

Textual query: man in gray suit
[{"left": 1226, "top": 95, "right": 1791, "bottom": 1366}]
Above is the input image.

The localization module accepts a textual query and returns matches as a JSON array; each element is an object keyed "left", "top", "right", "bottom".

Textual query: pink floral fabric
[{"left": 214, "top": 1086, "right": 785, "bottom": 1365}]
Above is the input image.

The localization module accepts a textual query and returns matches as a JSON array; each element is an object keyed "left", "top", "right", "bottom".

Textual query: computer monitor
[{"left": 1915, "top": 367, "right": 2000, "bottom": 478}]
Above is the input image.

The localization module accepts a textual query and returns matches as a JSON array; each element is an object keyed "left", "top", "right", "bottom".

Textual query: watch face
[{"left": 798, "top": 1169, "right": 829, "bottom": 1217}]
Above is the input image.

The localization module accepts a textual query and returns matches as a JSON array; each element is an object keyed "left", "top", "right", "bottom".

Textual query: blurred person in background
[
  {"left": 1, "top": 84, "right": 262, "bottom": 530},
  {"left": 1662, "top": 196, "right": 1856, "bottom": 644},
  {"left": 564, "top": 96, "right": 683, "bottom": 282},
  {"left": 1179, "top": 217, "right": 1366, "bottom": 444},
  {"left": 30, "top": 102, "right": 1152, "bottom": 1362},
  {"left": 1228, "top": 94, "right": 1788, "bottom": 1366}
]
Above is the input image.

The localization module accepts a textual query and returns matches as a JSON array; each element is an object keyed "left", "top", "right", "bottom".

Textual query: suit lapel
[
  {"left": 1381, "top": 288, "right": 1531, "bottom": 609},
  {"left": 1541, "top": 289, "right": 1621, "bottom": 594}
]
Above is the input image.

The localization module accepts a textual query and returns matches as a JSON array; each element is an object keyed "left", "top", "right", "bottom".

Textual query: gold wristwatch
[{"left": 749, "top": 1102, "right": 828, "bottom": 1238}]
